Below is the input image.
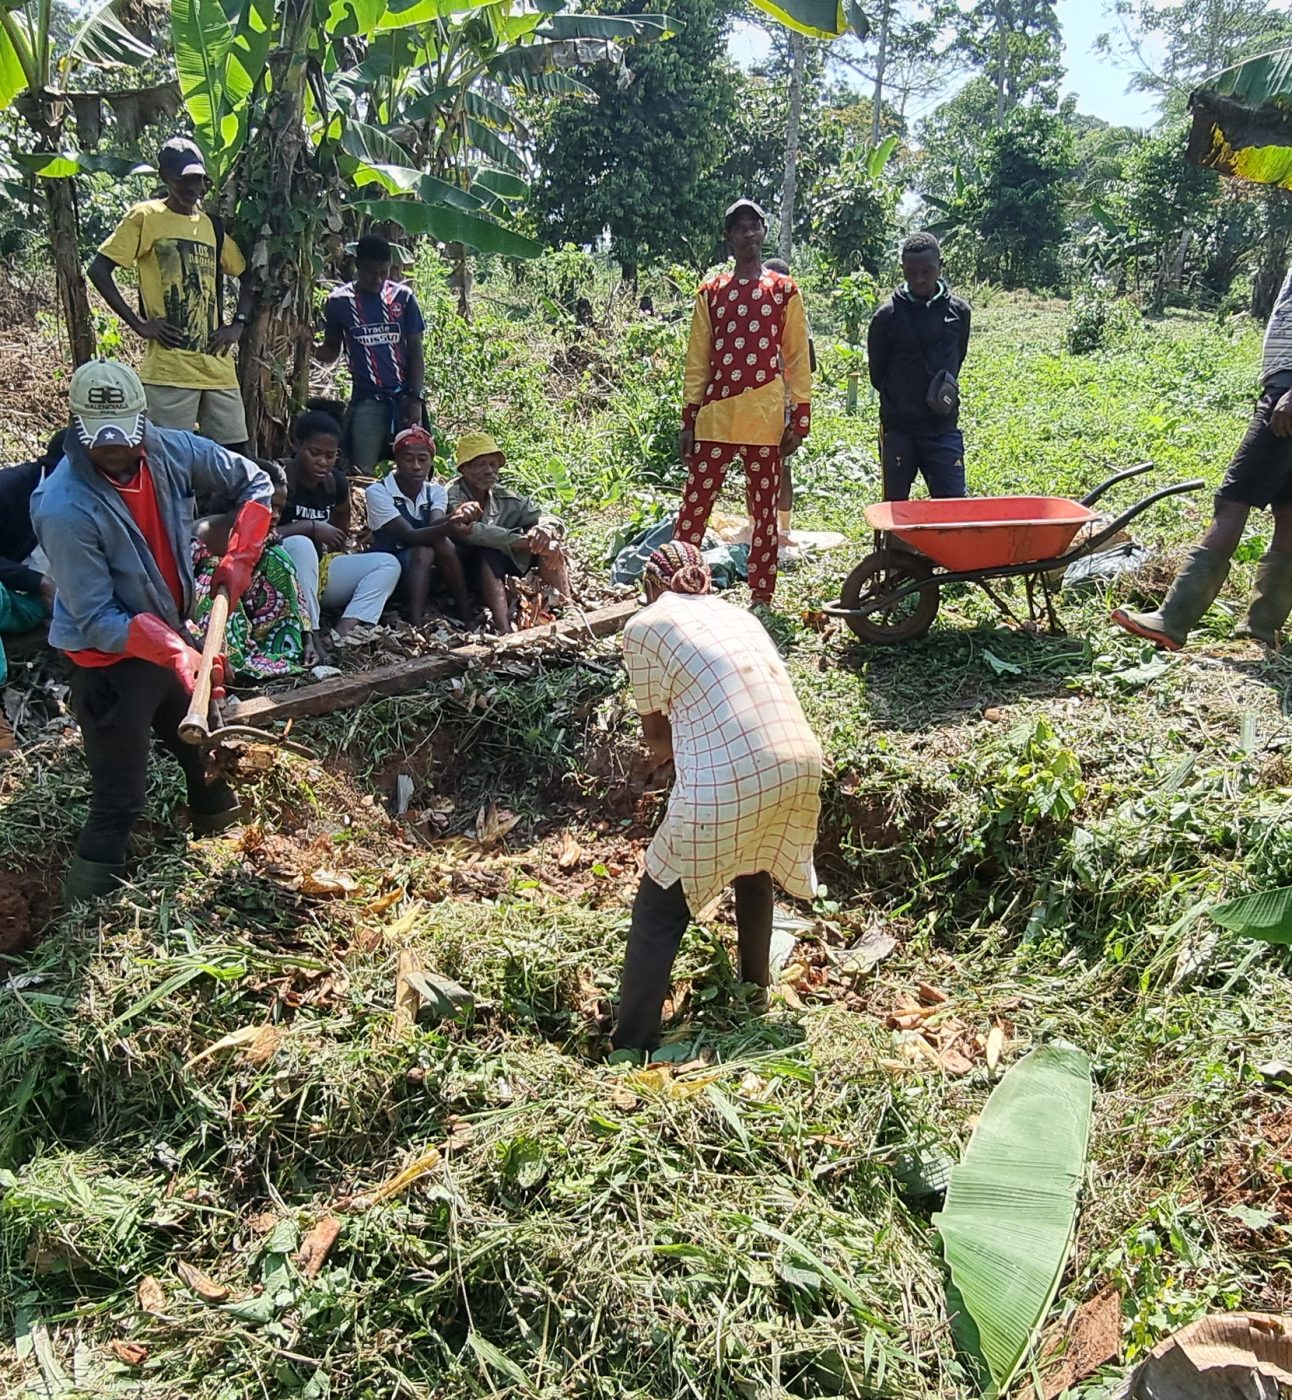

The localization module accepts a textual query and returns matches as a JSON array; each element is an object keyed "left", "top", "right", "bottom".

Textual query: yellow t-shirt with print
[{"left": 99, "top": 200, "right": 247, "bottom": 391}]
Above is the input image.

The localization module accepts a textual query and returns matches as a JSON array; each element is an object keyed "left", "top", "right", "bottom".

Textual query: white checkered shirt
[{"left": 623, "top": 591, "right": 822, "bottom": 911}]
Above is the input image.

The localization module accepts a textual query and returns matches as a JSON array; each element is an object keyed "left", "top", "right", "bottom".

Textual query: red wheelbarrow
[{"left": 823, "top": 462, "right": 1205, "bottom": 643}]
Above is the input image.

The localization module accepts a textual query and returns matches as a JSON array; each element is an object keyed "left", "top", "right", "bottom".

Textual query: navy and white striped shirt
[{"left": 1262, "top": 266, "right": 1292, "bottom": 386}]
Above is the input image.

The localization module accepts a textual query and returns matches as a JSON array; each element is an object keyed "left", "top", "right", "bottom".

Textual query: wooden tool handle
[{"left": 179, "top": 590, "right": 230, "bottom": 745}]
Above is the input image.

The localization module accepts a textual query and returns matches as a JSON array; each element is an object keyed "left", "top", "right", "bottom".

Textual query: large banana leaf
[
  {"left": 1189, "top": 47, "right": 1292, "bottom": 189},
  {"left": 1209, "top": 884, "right": 1292, "bottom": 943},
  {"left": 0, "top": 17, "right": 29, "bottom": 110},
  {"left": 933, "top": 1044, "right": 1093, "bottom": 1399},
  {"left": 481, "top": 63, "right": 593, "bottom": 98},
  {"left": 376, "top": 0, "right": 506, "bottom": 33},
  {"left": 463, "top": 88, "right": 525, "bottom": 136},
  {"left": 472, "top": 166, "right": 527, "bottom": 199},
  {"left": 170, "top": 0, "right": 234, "bottom": 159},
  {"left": 339, "top": 121, "right": 487, "bottom": 211},
  {"left": 487, "top": 36, "right": 624, "bottom": 81},
  {"left": 66, "top": 0, "right": 156, "bottom": 69},
  {"left": 351, "top": 195, "right": 541, "bottom": 257},
  {"left": 16, "top": 148, "right": 152, "bottom": 178},
  {"left": 226, "top": 0, "right": 274, "bottom": 106},
  {"left": 749, "top": 0, "right": 867, "bottom": 41},
  {"left": 463, "top": 114, "right": 528, "bottom": 174},
  {"left": 537, "top": 12, "right": 678, "bottom": 39}
]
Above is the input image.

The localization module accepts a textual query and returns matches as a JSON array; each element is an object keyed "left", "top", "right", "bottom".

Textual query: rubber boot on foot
[
  {"left": 1110, "top": 545, "right": 1230, "bottom": 650},
  {"left": 1236, "top": 550, "right": 1292, "bottom": 646},
  {"left": 63, "top": 856, "right": 126, "bottom": 906},
  {"left": 189, "top": 781, "right": 243, "bottom": 836}
]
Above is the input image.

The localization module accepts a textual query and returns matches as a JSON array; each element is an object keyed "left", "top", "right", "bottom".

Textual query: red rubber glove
[
  {"left": 211, "top": 500, "right": 272, "bottom": 608},
  {"left": 124, "top": 614, "right": 227, "bottom": 699}
]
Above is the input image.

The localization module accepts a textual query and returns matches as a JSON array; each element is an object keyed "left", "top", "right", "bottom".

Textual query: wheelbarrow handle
[
  {"left": 1079, "top": 461, "right": 1153, "bottom": 508},
  {"left": 1078, "top": 477, "right": 1208, "bottom": 555}
]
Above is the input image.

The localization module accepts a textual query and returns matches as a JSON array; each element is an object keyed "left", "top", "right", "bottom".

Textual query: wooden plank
[{"left": 228, "top": 598, "right": 638, "bottom": 727}]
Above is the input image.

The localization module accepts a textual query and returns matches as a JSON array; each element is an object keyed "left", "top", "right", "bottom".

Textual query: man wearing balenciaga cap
[{"left": 31, "top": 360, "right": 273, "bottom": 904}]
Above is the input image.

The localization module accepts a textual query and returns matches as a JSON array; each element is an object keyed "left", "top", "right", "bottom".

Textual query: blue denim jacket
[{"left": 32, "top": 425, "right": 271, "bottom": 654}]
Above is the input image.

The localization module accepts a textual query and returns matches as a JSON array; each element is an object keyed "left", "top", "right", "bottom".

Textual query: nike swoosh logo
[{"left": 944, "top": 316, "right": 957, "bottom": 323}]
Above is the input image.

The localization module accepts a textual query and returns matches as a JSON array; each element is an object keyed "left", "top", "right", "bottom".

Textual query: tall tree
[
  {"left": 779, "top": 31, "right": 807, "bottom": 258},
  {"left": 949, "top": 103, "right": 1073, "bottom": 287},
  {"left": 955, "top": 0, "right": 1062, "bottom": 124},
  {"left": 829, "top": 1, "right": 954, "bottom": 141},
  {"left": 533, "top": 0, "right": 738, "bottom": 278},
  {"left": 1119, "top": 119, "right": 1221, "bottom": 311},
  {"left": 1102, "top": 0, "right": 1292, "bottom": 104},
  {"left": 914, "top": 74, "right": 1000, "bottom": 199},
  {"left": 0, "top": 0, "right": 158, "bottom": 364}
]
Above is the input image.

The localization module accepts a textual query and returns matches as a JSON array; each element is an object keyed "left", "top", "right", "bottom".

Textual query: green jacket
[{"left": 446, "top": 479, "right": 561, "bottom": 569}]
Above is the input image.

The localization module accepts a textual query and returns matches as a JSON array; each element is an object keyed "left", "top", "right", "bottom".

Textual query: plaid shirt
[{"left": 623, "top": 591, "right": 822, "bottom": 910}]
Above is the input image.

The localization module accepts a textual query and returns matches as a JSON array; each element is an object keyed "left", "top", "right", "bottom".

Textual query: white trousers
[{"left": 278, "top": 535, "right": 401, "bottom": 630}]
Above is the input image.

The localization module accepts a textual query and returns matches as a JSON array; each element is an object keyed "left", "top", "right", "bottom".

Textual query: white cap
[{"left": 69, "top": 360, "right": 148, "bottom": 449}]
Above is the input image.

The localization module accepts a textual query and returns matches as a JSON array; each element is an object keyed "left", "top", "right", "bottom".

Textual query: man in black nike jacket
[{"left": 867, "top": 232, "right": 972, "bottom": 501}]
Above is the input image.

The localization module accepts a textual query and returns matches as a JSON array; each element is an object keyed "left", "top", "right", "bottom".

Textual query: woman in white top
[
  {"left": 275, "top": 409, "right": 401, "bottom": 647},
  {"left": 614, "top": 541, "right": 823, "bottom": 1051}
]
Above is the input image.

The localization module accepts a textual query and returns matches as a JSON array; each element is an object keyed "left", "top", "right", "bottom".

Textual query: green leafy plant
[
  {"left": 934, "top": 1044, "right": 1093, "bottom": 1398},
  {"left": 1209, "top": 884, "right": 1292, "bottom": 944}
]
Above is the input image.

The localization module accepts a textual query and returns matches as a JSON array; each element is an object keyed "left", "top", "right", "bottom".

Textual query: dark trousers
[
  {"left": 882, "top": 427, "right": 966, "bottom": 500},
  {"left": 612, "top": 871, "right": 775, "bottom": 1051},
  {"left": 70, "top": 659, "right": 232, "bottom": 866}
]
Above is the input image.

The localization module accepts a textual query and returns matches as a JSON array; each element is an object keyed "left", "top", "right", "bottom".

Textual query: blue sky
[{"left": 727, "top": 0, "right": 1174, "bottom": 131}]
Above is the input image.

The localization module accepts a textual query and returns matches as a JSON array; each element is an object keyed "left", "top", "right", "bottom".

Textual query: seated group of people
[
  {"left": 200, "top": 411, "right": 570, "bottom": 679},
  {"left": 1, "top": 404, "right": 573, "bottom": 697}
]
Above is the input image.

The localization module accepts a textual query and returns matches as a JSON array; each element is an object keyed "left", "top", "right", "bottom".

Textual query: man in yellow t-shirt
[{"left": 89, "top": 137, "right": 255, "bottom": 451}]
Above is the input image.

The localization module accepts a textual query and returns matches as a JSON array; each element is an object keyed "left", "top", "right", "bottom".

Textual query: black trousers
[
  {"left": 613, "top": 871, "right": 775, "bottom": 1051},
  {"left": 69, "top": 659, "right": 232, "bottom": 866}
]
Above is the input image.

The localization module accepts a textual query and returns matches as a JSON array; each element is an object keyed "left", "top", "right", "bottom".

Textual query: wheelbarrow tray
[{"left": 863, "top": 497, "right": 1098, "bottom": 572}]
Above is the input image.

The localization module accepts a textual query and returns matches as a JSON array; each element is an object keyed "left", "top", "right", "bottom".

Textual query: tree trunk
[
  {"left": 995, "top": 4, "right": 1008, "bottom": 127},
  {"left": 870, "top": 0, "right": 890, "bottom": 148},
  {"left": 43, "top": 175, "right": 96, "bottom": 366},
  {"left": 780, "top": 31, "right": 806, "bottom": 262},
  {"left": 447, "top": 242, "right": 472, "bottom": 320},
  {"left": 234, "top": 0, "right": 324, "bottom": 455},
  {"left": 17, "top": 97, "right": 96, "bottom": 365}
]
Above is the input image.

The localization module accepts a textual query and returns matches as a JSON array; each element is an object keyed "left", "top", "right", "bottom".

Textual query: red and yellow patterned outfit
[{"left": 676, "top": 268, "right": 812, "bottom": 602}]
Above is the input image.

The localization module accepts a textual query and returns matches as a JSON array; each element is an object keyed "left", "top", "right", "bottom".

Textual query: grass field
[{"left": 0, "top": 278, "right": 1290, "bottom": 1399}]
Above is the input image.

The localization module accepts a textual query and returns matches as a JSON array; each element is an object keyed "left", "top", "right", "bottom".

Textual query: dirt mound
[{"left": 0, "top": 868, "right": 56, "bottom": 954}]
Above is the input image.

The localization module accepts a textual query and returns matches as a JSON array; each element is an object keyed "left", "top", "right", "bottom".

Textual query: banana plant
[
  {"left": 0, "top": 0, "right": 158, "bottom": 362},
  {"left": 1189, "top": 46, "right": 1292, "bottom": 189},
  {"left": 749, "top": 0, "right": 868, "bottom": 40},
  {"left": 169, "top": 0, "right": 677, "bottom": 442}
]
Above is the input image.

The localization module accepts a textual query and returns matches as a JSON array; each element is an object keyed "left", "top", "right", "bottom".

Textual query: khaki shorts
[{"left": 145, "top": 384, "right": 249, "bottom": 446}]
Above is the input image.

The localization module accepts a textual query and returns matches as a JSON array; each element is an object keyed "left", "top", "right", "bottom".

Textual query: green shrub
[{"left": 1063, "top": 290, "right": 1139, "bottom": 355}]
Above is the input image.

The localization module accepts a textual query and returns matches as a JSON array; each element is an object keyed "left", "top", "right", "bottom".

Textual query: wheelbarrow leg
[
  {"left": 1023, "top": 573, "right": 1066, "bottom": 635},
  {"left": 1039, "top": 574, "right": 1064, "bottom": 635},
  {"left": 979, "top": 580, "right": 1025, "bottom": 629}
]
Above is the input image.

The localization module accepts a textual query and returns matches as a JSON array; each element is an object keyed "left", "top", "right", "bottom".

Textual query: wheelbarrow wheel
[{"left": 840, "top": 550, "right": 940, "bottom": 643}]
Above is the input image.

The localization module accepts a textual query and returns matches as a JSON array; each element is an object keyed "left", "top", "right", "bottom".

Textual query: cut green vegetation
[{"left": 1, "top": 278, "right": 1291, "bottom": 1398}]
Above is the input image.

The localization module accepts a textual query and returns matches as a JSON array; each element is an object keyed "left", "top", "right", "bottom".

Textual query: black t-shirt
[{"left": 281, "top": 464, "right": 347, "bottom": 525}]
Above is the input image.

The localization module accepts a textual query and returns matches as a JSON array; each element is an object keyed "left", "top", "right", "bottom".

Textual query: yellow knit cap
[{"left": 455, "top": 431, "right": 503, "bottom": 467}]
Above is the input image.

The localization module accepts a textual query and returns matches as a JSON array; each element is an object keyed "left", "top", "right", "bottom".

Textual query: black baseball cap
[
  {"left": 724, "top": 198, "right": 767, "bottom": 229},
  {"left": 158, "top": 136, "right": 207, "bottom": 180}
]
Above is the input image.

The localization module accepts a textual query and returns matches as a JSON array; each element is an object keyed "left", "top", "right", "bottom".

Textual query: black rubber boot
[
  {"left": 63, "top": 856, "right": 126, "bottom": 906},
  {"left": 1236, "top": 550, "right": 1292, "bottom": 646},
  {"left": 1110, "top": 546, "right": 1230, "bottom": 650},
  {"left": 189, "top": 780, "right": 243, "bottom": 836}
]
